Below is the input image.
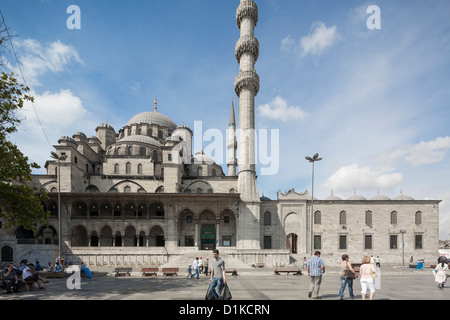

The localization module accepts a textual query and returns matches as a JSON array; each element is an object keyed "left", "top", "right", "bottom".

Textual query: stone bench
[
  {"left": 114, "top": 268, "right": 132, "bottom": 277},
  {"left": 141, "top": 268, "right": 158, "bottom": 277},
  {"left": 253, "top": 263, "right": 265, "bottom": 268},
  {"left": 273, "top": 269, "right": 302, "bottom": 276}
]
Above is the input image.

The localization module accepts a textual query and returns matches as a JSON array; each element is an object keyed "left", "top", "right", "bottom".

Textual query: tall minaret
[
  {"left": 227, "top": 98, "right": 237, "bottom": 177},
  {"left": 235, "top": 0, "right": 260, "bottom": 202}
]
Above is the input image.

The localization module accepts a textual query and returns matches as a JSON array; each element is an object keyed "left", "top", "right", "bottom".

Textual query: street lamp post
[
  {"left": 305, "top": 153, "right": 322, "bottom": 256},
  {"left": 400, "top": 229, "right": 406, "bottom": 270},
  {"left": 50, "top": 151, "right": 67, "bottom": 262}
]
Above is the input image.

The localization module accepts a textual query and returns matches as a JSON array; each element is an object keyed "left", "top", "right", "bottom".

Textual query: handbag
[
  {"left": 344, "top": 269, "right": 356, "bottom": 279},
  {"left": 205, "top": 286, "right": 216, "bottom": 300},
  {"left": 218, "top": 283, "right": 232, "bottom": 300}
]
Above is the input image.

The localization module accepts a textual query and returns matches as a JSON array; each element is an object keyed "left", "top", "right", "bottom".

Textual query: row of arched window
[
  {"left": 313, "top": 210, "right": 423, "bottom": 226},
  {"left": 114, "top": 163, "right": 146, "bottom": 175}
]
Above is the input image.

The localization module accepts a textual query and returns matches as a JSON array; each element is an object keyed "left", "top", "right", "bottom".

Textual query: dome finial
[{"left": 154, "top": 97, "right": 158, "bottom": 112}]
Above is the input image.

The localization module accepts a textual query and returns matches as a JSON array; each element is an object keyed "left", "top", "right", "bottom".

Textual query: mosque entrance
[
  {"left": 201, "top": 224, "right": 216, "bottom": 250},
  {"left": 287, "top": 233, "right": 298, "bottom": 254}
]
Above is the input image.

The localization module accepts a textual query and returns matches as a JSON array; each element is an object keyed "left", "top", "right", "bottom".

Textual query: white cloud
[
  {"left": 300, "top": 22, "right": 339, "bottom": 57},
  {"left": 258, "top": 96, "right": 308, "bottom": 122},
  {"left": 9, "top": 38, "right": 82, "bottom": 86},
  {"left": 380, "top": 136, "right": 450, "bottom": 167},
  {"left": 322, "top": 164, "right": 403, "bottom": 193}
]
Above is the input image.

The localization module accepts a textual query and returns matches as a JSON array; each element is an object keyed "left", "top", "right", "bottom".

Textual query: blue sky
[{"left": 2, "top": 0, "right": 450, "bottom": 238}]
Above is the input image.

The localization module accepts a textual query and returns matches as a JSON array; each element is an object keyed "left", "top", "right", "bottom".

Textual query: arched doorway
[
  {"left": 199, "top": 210, "right": 216, "bottom": 250},
  {"left": 71, "top": 225, "right": 88, "bottom": 247},
  {"left": 149, "top": 225, "right": 165, "bottom": 247},
  {"left": 1, "top": 246, "right": 13, "bottom": 262},
  {"left": 287, "top": 233, "right": 298, "bottom": 254}
]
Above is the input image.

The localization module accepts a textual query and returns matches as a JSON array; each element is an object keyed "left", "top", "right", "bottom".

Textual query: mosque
[{"left": 0, "top": 0, "right": 440, "bottom": 267}]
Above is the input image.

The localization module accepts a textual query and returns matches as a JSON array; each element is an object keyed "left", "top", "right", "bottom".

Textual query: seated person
[
  {"left": 80, "top": 262, "right": 92, "bottom": 279},
  {"left": 47, "top": 262, "right": 54, "bottom": 271},
  {"left": 1, "top": 263, "right": 22, "bottom": 293},
  {"left": 35, "top": 261, "right": 43, "bottom": 271},
  {"left": 16, "top": 259, "right": 28, "bottom": 276},
  {"left": 53, "top": 261, "right": 63, "bottom": 272},
  {"left": 22, "top": 263, "right": 48, "bottom": 289}
]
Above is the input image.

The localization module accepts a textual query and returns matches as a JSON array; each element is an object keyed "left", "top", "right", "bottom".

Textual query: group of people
[
  {"left": 187, "top": 257, "right": 209, "bottom": 279},
  {"left": 306, "top": 251, "right": 380, "bottom": 300},
  {"left": 1, "top": 259, "right": 50, "bottom": 294}
]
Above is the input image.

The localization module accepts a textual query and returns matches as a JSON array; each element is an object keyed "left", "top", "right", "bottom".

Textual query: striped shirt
[{"left": 307, "top": 256, "right": 324, "bottom": 277}]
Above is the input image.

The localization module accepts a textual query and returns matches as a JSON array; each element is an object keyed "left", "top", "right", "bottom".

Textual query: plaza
[{"left": 2, "top": 265, "right": 448, "bottom": 301}]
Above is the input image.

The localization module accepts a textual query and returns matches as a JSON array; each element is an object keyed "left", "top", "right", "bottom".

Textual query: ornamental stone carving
[
  {"left": 234, "top": 70, "right": 260, "bottom": 96},
  {"left": 236, "top": 0, "right": 258, "bottom": 28},
  {"left": 235, "top": 35, "right": 260, "bottom": 63}
]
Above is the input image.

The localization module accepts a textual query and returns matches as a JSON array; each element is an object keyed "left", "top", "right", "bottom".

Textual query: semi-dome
[
  {"left": 127, "top": 111, "right": 177, "bottom": 130},
  {"left": 118, "top": 135, "right": 162, "bottom": 148}
]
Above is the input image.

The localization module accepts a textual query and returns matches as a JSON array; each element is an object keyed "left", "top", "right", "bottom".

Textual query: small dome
[
  {"left": 370, "top": 193, "right": 391, "bottom": 200},
  {"left": 118, "top": 135, "right": 162, "bottom": 148},
  {"left": 127, "top": 111, "right": 177, "bottom": 130},
  {"left": 347, "top": 193, "right": 367, "bottom": 201},
  {"left": 394, "top": 194, "right": 415, "bottom": 201},
  {"left": 58, "top": 136, "right": 76, "bottom": 144},
  {"left": 73, "top": 131, "right": 87, "bottom": 138},
  {"left": 325, "top": 191, "right": 342, "bottom": 201},
  {"left": 191, "top": 150, "right": 215, "bottom": 165}
]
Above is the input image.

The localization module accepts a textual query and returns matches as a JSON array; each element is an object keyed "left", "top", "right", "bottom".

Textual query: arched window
[
  {"left": 126, "top": 162, "right": 131, "bottom": 174},
  {"left": 140, "top": 147, "right": 146, "bottom": 156},
  {"left": 114, "top": 163, "right": 119, "bottom": 174},
  {"left": 197, "top": 166, "right": 203, "bottom": 177},
  {"left": 415, "top": 211, "right": 422, "bottom": 225},
  {"left": 391, "top": 211, "right": 398, "bottom": 225},
  {"left": 1, "top": 246, "right": 13, "bottom": 262},
  {"left": 339, "top": 211, "right": 347, "bottom": 225},
  {"left": 264, "top": 211, "right": 271, "bottom": 226},
  {"left": 212, "top": 169, "right": 217, "bottom": 177},
  {"left": 196, "top": 188, "right": 203, "bottom": 194},
  {"left": 152, "top": 151, "right": 158, "bottom": 163},
  {"left": 148, "top": 128, "right": 152, "bottom": 137},
  {"left": 127, "top": 146, "right": 133, "bottom": 156},
  {"left": 158, "top": 130, "right": 163, "bottom": 139},
  {"left": 314, "top": 211, "right": 321, "bottom": 225},
  {"left": 137, "top": 164, "right": 143, "bottom": 174},
  {"left": 365, "top": 211, "right": 373, "bottom": 226},
  {"left": 124, "top": 186, "right": 131, "bottom": 193}
]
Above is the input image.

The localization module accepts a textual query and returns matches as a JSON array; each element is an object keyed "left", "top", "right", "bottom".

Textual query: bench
[
  {"left": 351, "top": 263, "right": 362, "bottom": 272},
  {"left": 225, "top": 269, "right": 238, "bottom": 276},
  {"left": 253, "top": 263, "right": 265, "bottom": 268},
  {"left": 41, "top": 272, "right": 66, "bottom": 279},
  {"left": 162, "top": 268, "right": 179, "bottom": 277},
  {"left": 114, "top": 268, "right": 132, "bottom": 277},
  {"left": 141, "top": 268, "right": 158, "bottom": 277},
  {"left": 274, "top": 269, "right": 302, "bottom": 276},
  {"left": 23, "top": 280, "right": 36, "bottom": 291}
]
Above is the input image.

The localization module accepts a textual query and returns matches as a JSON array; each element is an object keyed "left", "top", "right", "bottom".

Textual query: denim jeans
[
  {"left": 209, "top": 277, "right": 224, "bottom": 300},
  {"left": 191, "top": 268, "right": 199, "bottom": 279},
  {"left": 339, "top": 275, "right": 354, "bottom": 298}
]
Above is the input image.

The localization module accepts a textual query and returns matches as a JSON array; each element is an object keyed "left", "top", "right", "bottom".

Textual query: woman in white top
[
  {"left": 434, "top": 257, "right": 448, "bottom": 290},
  {"left": 359, "top": 256, "right": 376, "bottom": 300}
]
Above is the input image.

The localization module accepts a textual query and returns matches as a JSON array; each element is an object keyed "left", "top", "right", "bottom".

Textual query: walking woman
[
  {"left": 339, "top": 254, "right": 357, "bottom": 300},
  {"left": 360, "top": 256, "right": 376, "bottom": 300},
  {"left": 434, "top": 256, "right": 448, "bottom": 290}
]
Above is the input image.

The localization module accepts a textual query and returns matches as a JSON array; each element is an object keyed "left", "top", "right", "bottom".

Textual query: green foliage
[{"left": 0, "top": 71, "right": 49, "bottom": 231}]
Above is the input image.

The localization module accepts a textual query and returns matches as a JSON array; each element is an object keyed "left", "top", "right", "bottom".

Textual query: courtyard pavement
[{"left": 1, "top": 265, "right": 448, "bottom": 301}]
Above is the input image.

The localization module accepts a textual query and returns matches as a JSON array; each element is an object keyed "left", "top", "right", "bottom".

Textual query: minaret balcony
[
  {"left": 236, "top": 0, "right": 258, "bottom": 28},
  {"left": 235, "top": 35, "right": 260, "bottom": 63},
  {"left": 234, "top": 70, "right": 260, "bottom": 96}
]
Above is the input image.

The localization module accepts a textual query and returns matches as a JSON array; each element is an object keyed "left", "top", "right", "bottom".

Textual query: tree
[{"left": 0, "top": 71, "right": 49, "bottom": 231}]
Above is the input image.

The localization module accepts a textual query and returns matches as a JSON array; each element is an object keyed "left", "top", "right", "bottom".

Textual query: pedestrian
[
  {"left": 302, "top": 257, "right": 307, "bottom": 269},
  {"left": 339, "top": 254, "right": 357, "bottom": 300},
  {"left": 191, "top": 257, "right": 199, "bottom": 279},
  {"left": 360, "top": 256, "right": 376, "bottom": 300},
  {"left": 204, "top": 258, "right": 209, "bottom": 276},
  {"left": 208, "top": 249, "right": 227, "bottom": 300},
  {"left": 433, "top": 256, "right": 448, "bottom": 290},
  {"left": 199, "top": 257, "right": 204, "bottom": 274},
  {"left": 187, "top": 265, "right": 192, "bottom": 278},
  {"left": 307, "top": 251, "right": 325, "bottom": 299},
  {"left": 80, "top": 261, "right": 92, "bottom": 279},
  {"left": 375, "top": 256, "right": 381, "bottom": 269}
]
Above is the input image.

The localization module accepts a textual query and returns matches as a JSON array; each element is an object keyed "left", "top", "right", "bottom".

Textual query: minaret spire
[
  {"left": 235, "top": 0, "right": 260, "bottom": 202},
  {"left": 227, "top": 97, "right": 237, "bottom": 176}
]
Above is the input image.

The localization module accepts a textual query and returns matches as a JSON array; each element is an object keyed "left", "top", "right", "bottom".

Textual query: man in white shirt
[
  {"left": 22, "top": 264, "right": 47, "bottom": 289},
  {"left": 190, "top": 257, "right": 199, "bottom": 279}
]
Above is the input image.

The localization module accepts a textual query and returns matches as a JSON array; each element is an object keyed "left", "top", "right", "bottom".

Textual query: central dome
[{"left": 127, "top": 111, "right": 177, "bottom": 130}]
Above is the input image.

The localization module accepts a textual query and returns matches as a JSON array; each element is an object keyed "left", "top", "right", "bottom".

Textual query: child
[{"left": 186, "top": 265, "right": 192, "bottom": 278}]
